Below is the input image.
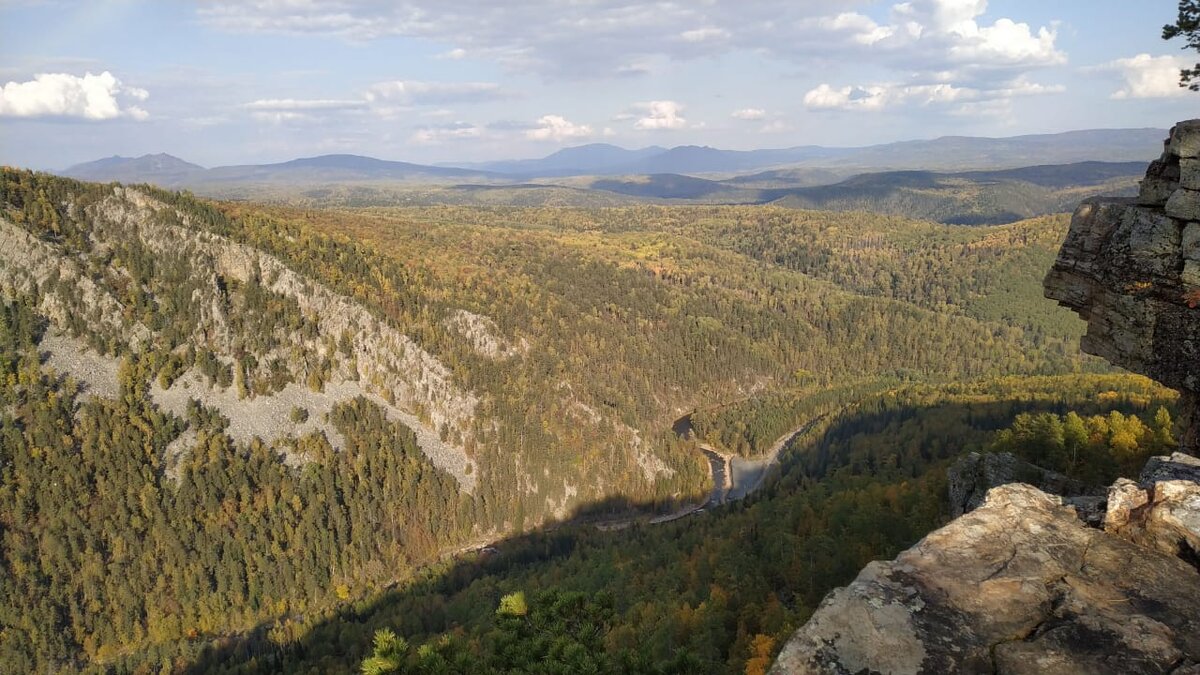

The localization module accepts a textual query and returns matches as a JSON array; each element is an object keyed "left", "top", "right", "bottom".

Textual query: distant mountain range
[
  {"left": 457, "top": 128, "right": 1165, "bottom": 176},
  {"left": 558, "top": 160, "right": 1145, "bottom": 224},
  {"left": 58, "top": 127, "right": 1165, "bottom": 189},
  {"left": 56, "top": 154, "right": 1148, "bottom": 225},
  {"left": 64, "top": 153, "right": 495, "bottom": 187},
  {"left": 64, "top": 153, "right": 205, "bottom": 184}
]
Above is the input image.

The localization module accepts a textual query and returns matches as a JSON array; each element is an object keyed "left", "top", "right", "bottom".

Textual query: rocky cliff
[
  {"left": 1044, "top": 119, "right": 1200, "bottom": 454},
  {"left": 770, "top": 473, "right": 1200, "bottom": 674},
  {"left": 771, "top": 122, "right": 1200, "bottom": 673}
]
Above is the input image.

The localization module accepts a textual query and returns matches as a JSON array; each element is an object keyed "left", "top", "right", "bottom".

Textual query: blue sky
[{"left": 1, "top": 0, "right": 1196, "bottom": 170}]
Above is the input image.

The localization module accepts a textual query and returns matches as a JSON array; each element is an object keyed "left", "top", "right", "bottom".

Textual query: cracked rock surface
[
  {"left": 773, "top": 121, "right": 1200, "bottom": 674},
  {"left": 947, "top": 451, "right": 1091, "bottom": 518},
  {"left": 1044, "top": 119, "right": 1200, "bottom": 454},
  {"left": 769, "top": 483, "right": 1200, "bottom": 674}
]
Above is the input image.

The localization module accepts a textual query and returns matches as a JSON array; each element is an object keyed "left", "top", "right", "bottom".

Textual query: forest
[
  {"left": 195, "top": 374, "right": 1176, "bottom": 674},
  {"left": 0, "top": 168, "right": 1181, "bottom": 673}
]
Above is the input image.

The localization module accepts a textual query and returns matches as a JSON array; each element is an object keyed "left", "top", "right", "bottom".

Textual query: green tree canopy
[{"left": 1164, "top": 0, "right": 1200, "bottom": 90}]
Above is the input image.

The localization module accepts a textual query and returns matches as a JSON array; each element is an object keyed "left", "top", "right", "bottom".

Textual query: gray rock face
[
  {"left": 947, "top": 452, "right": 1089, "bottom": 517},
  {"left": 1182, "top": 158, "right": 1200, "bottom": 191},
  {"left": 1105, "top": 453, "right": 1200, "bottom": 567},
  {"left": 1141, "top": 451, "right": 1200, "bottom": 486},
  {"left": 1169, "top": 119, "right": 1200, "bottom": 158},
  {"left": 769, "top": 484, "right": 1200, "bottom": 674},
  {"left": 1044, "top": 119, "right": 1200, "bottom": 453},
  {"left": 773, "top": 121, "right": 1200, "bottom": 674},
  {"left": 1167, "top": 188, "right": 1200, "bottom": 221}
]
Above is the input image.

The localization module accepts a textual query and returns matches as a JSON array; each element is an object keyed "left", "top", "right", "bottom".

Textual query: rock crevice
[
  {"left": 770, "top": 478, "right": 1200, "bottom": 674},
  {"left": 772, "top": 121, "right": 1200, "bottom": 673},
  {"left": 1045, "top": 119, "right": 1200, "bottom": 454}
]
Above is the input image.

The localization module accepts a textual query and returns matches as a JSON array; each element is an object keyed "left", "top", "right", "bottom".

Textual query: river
[{"left": 674, "top": 411, "right": 826, "bottom": 508}]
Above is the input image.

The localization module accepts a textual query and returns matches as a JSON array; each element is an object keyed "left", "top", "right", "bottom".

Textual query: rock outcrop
[
  {"left": 1105, "top": 452, "right": 1200, "bottom": 568},
  {"left": 1044, "top": 119, "right": 1200, "bottom": 454},
  {"left": 772, "top": 123, "right": 1200, "bottom": 673},
  {"left": 947, "top": 451, "right": 1090, "bottom": 518},
  {"left": 770, "top": 480, "right": 1200, "bottom": 674}
]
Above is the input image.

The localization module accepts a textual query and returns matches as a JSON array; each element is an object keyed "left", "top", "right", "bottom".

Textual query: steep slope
[
  {"left": 1045, "top": 119, "right": 1200, "bottom": 453},
  {"left": 0, "top": 168, "right": 1120, "bottom": 671},
  {"left": 771, "top": 119, "right": 1200, "bottom": 675},
  {"left": 185, "top": 372, "right": 1177, "bottom": 674}
]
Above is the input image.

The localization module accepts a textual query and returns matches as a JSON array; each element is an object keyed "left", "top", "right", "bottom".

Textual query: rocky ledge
[
  {"left": 770, "top": 456, "right": 1200, "bottom": 674},
  {"left": 1044, "top": 119, "right": 1200, "bottom": 453},
  {"left": 772, "top": 122, "right": 1200, "bottom": 673}
]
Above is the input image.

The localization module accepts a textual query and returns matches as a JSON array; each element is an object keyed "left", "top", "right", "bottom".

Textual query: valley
[
  {"left": 0, "top": 164, "right": 1180, "bottom": 673},
  {"left": 4, "top": 1, "right": 1196, "bottom": 671}
]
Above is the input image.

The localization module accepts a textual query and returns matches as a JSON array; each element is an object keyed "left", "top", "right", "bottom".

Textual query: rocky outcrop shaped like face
[{"left": 1044, "top": 119, "right": 1200, "bottom": 453}]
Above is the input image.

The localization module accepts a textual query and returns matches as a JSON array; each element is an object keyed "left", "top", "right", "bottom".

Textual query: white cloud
[
  {"left": 525, "top": 115, "right": 593, "bottom": 141},
  {"left": 803, "top": 77, "right": 1062, "bottom": 112},
  {"left": 0, "top": 71, "right": 149, "bottom": 120},
  {"left": 629, "top": 100, "right": 689, "bottom": 130},
  {"left": 239, "top": 81, "right": 505, "bottom": 125},
  {"left": 439, "top": 48, "right": 468, "bottom": 59},
  {"left": 410, "top": 121, "right": 483, "bottom": 145},
  {"left": 680, "top": 27, "right": 729, "bottom": 43},
  {"left": 804, "top": 84, "right": 890, "bottom": 111},
  {"left": 947, "top": 99, "right": 1012, "bottom": 118},
  {"left": 946, "top": 18, "right": 1062, "bottom": 68},
  {"left": 250, "top": 110, "right": 311, "bottom": 124},
  {"left": 241, "top": 98, "right": 367, "bottom": 124},
  {"left": 181, "top": 114, "right": 231, "bottom": 127},
  {"left": 812, "top": 12, "right": 897, "bottom": 46},
  {"left": 196, "top": 0, "right": 1065, "bottom": 81},
  {"left": 364, "top": 80, "right": 505, "bottom": 105},
  {"left": 243, "top": 98, "right": 364, "bottom": 111},
  {"left": 1102, "top": 54, "right": 1191, "bottom": 99},
  {"left": 792, "top": 1, "right": 1065, "bottom": 73},
  {"left": 731, "top": 108, "right": 766, "bottom": 120}
]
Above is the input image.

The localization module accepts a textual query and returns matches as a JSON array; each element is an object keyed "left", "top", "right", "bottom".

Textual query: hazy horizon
[{"left": 52, "top": 124, "right": 1171, "bottom": 173}]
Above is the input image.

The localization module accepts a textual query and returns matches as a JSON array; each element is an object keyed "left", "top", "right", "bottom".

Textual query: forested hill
[{"left": 0, "top": 167, "right": 1115, "bottom": 671}]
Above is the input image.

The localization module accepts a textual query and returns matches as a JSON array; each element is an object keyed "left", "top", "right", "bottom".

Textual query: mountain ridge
[{"left": 56, "top": 127, "right": 1167, "bottom": 187}]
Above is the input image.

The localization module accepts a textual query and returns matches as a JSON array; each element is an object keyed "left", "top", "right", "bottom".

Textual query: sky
[{"left": 0, "top": 0, "right": 1197, "bottom": 170}]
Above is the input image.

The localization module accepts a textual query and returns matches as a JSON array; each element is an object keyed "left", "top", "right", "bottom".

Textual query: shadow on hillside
[
  {"left": 175, "top": 390, "right": 1175, "bottom": 673},
  {"left": 180, "top": 493, "right": 692, "bottom": 673}
]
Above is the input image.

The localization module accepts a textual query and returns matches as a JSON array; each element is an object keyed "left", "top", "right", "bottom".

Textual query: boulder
[
  {"left": 1139, "top": 177, "right": 1178, "bottom": 206},
  {"left": 1182, "top": 157, "right": 1200, "bottom": 190},
  {"left": 1168, "top": 120, "right": 1200, "bottom": 158},
  {"left": 769, "top": 484, "right": 1200, "bottom": 674},
  {"left": 1103, "top": 453, "right": 1200, "bottom": 568},
  {"left": 947, "top": 452, "right": 1089, "bottom": 518},
  {"left": 1166, "top": 188, "right": 1200, "bottom": 221},
  {"left": 1141, "top": 452, "right": 1200, "bottom": 485}
]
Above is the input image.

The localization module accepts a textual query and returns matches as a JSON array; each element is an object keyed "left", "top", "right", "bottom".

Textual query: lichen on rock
[
  {"left": 772, "top": 122, "right": 1200, "bottom": 673},
  {"left": 1044, "top": 119, "right": 1200, "bottom": 453},
  {"left": 769, "top": 481, "right": 1200, "bottom": 674}
]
